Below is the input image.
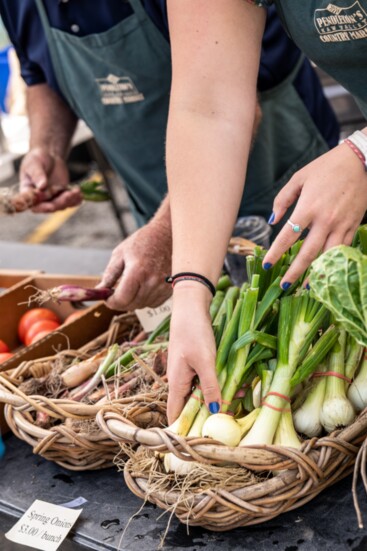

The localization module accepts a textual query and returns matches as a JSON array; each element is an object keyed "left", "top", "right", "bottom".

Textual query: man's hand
[
  {"left": 100, "top": 217, "right": 173, "bottom": 311},
  {"left": 19, "top": 147, "right": 82, "bottom": 213}
]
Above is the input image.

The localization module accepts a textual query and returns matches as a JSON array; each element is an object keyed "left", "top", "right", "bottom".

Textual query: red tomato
[
  {"left": 0, "top": 352, "right": 13, "bottom": 364},
  {"left": 62, "top": 310, "right": 85, "bottom": 325},
  {"left": 29, "top": 330, "right": 54, "bottom": 345},
  {"left": 0, "top": 339, "right": 10, "bottom": 353},
  {"left": 24, "top": 320, "right": 60, "bottom": 347},
  {"left": 18, "top": 308, "right": 61, "bottom": 343}
]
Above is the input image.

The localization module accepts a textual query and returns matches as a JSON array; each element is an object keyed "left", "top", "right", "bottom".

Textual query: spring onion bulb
[
  {"left": 31, "top": 285, "right": 113, "bottom": 304},
  {"left": 238, "top": 408, "right": 261, "bottom": 443},
  {"left": 163, "top": 453, "right": 197, "bottom": 475},
  {"left": 348, "top": 354, "right": 367, "bottom": 412},
  {"left": 61, "top": 350, "right": 107, "bottom": 388},
  {"left": 320, "top": 331, "right": 355, "bottom": 432},
  {"left": 71, "top": 344, "right": 120, "bottom": 402},
  {"left": 164, "top": 410, "right": 214, "bottom": 474},
  {"left": 293, "top": 371, "right": 326, "bottom": 437},
  {"left": 320, "top": 395, "right": 355, "bottom": 433},
  {"left": 201, "top": 413, "right": 242, "bottom": 446},
  {"left": 273, "top": 411, "right": 302, "bottom": 449}
]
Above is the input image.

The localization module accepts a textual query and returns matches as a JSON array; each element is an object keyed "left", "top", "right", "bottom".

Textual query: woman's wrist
[
  {"left": 172, "top": 280, "right": 213, "bottom": 309},
  {"left": 342, "top": 130, "right": 367, "bottom": 171}
]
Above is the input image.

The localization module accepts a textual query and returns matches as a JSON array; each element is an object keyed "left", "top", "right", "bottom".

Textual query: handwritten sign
[
  {"left": 6, "top": 499, "right": 82, "bottom": 551},
  {"left": 135, "top": 297, "right": 172, "bottom": 333}
]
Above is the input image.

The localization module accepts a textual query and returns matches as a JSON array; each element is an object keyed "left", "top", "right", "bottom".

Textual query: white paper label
[
  {"left": 135, "top": 297, "right": 172, "bottom": 333},
  {"left": 5, "top": 500, "right": 82, "bottom": 551},
  {"left": 59, "top": 496, "right": 88, "bottom": 509}
]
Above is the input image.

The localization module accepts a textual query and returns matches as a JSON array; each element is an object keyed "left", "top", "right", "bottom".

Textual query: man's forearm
[
  {"left": 27, "top": 84, "right": 78, "bottom": 158},
  {"left": 150, "top": 194, "right": 171, "bottom": 231},
  {"left": 147, "top": 193, "right": 172, "bottom": 250}
]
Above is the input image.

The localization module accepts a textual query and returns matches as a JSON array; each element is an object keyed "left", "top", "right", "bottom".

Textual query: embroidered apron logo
[
  {"left": 314, "top": 1, "right": 367, "bottom": 42},
  {"left": 95, "top": 74, "right": 144, "bottom": 105}
]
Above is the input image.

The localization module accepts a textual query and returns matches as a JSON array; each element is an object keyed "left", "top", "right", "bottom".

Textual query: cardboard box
[
  {"left": 0, "top": 273, "right": 120, "bottom": 435},
  {"left": 0, "top": 269, "right": 40, "bottom": 296}
]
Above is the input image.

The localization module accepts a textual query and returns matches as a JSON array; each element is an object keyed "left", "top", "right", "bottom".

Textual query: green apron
[
  {"left": 35, "top": 0, "right": 329, "bottom": 228},
  {"left": 273, "top": 0, "right": 367, "bottom": 117},
  {"left": 35, "top": 0, "right": 171, "bottom": 227}
]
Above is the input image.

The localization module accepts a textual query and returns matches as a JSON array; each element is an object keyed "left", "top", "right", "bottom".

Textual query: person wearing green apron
[
  {"left": 0, "top": 1, "right": 338, "bottom": 312},
  {"left": 163, "top": 1, "right": 367, "bottom": 421},
  {"left": 249, "top": 0, "right": 367, "bottom": 287}
]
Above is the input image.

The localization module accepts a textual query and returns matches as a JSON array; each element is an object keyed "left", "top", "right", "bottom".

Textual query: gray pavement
[{"left": 0, "top": 188, "right": 134, "bottom": 251}]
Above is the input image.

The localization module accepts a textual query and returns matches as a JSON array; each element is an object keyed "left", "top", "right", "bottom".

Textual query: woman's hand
[
  {"left": 19, "top": 147, "right": 82, "bottom": 213},
  {"left": 263, "top": 141, "right": 367, "bottom": 286},
  {"left": 167, "top": 284, "right": 221, "bottom": 424}
]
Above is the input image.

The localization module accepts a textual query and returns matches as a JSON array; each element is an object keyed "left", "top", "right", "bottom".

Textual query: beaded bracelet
[
  {"left": 344, "top": 138, "right": 366, "bottom": 169},
  {"left": 166, "top": 272, "right": 216, "bottom": 297}
]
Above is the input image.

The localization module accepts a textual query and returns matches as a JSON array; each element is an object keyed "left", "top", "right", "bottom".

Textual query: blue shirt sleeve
[
  {"left": 0, "top": 0, "right": 169, "bottom": 91},
  {"left": 0, "top": 2, "right": 48, "bottom": 86}
]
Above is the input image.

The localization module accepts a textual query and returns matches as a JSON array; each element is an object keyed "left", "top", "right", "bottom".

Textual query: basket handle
[
  {"left": 0, "top": 387, "right": 25, "bottom": 407},
  {"left": 96, "top": 410, "right": 149, "bottom": 443}
]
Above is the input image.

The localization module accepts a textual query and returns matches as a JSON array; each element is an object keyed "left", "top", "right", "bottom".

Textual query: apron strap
[
  {"left": 129, "top": 0, "right": 149, "bottom": 22},
  {"left": 259, "top": 52, "right": 305, "bottom": 101},
  {"left": 34, "top": 0, "right": 80, "bottom": 112},
  {"left": 34, "top": 0, "right": 53, "bottom": 42},
  {"left": 273, "top": 1, "right": 293, "bottom": 39}
]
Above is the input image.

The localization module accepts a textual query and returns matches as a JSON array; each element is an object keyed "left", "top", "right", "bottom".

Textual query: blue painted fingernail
[
  {"left": 263, "top": 262, "right": 273, "bottom": 271},
  {"left": 281, "top": 282, "right": 292, "bottom": 290},
  {"left": 268, "top": 212, "right": 275, "bottom": 225},
  {"left": 209, "top": 402, "right": 220, "bottom": 414},
  {"left": 306, "top": 283, "right": 311, "bottom": 291}
]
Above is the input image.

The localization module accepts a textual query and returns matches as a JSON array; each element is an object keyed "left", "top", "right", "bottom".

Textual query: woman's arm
[{"left": 166, "top": 0, "right": 266, "bottom": 422}]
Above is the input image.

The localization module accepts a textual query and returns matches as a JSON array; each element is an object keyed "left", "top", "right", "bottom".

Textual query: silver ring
[{"left": 287, "top": 219, "right": 302, "bottom": 233}]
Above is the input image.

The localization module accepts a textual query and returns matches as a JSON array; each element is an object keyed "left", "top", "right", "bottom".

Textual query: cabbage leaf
[{"left": 309, "top": 245, "right": 367, "bottom": 346}]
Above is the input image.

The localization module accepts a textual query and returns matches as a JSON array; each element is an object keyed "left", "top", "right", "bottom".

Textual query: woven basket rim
[
  {"left": 0, "top": 311, "right": 169, "bottom": 471},
  {"left": 96, "top": 406, "right": 367, "bottom": 468}
]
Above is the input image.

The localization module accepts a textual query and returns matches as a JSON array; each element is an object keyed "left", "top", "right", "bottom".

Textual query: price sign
[
  {"left": 6, "top": 499, "right": 82, "bottom": 551},
  {"left": 135, "top": 297, "right": 172, "bottom": 333}
]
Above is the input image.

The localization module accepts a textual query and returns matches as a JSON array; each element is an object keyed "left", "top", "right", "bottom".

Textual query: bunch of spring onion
[
  {"left": 163, "top": 242, "right": 361, "bottom": 474},
  {"left": 0, "top": 179, "right": 110, "bottom": 214},
  {"left": 18, "top": 315, "right": 171, "bottom": 428}
]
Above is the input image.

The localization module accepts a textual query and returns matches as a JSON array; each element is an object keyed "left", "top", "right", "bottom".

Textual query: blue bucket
[{"left": 0, "top": 46, "right": 10, "bottom": 113}]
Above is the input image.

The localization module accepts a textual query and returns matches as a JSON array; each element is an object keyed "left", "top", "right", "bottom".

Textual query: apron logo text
[
  {"left": 314, "top": 1, "right": 367, "bottom": 42},
  {"left": 95, "top": 74, "right": 144, "bottom": 105}
]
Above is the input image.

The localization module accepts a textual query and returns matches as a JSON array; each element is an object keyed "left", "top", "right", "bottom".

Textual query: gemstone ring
[{"left": 287, "top": 219, "right": 302, "bottom": 233}]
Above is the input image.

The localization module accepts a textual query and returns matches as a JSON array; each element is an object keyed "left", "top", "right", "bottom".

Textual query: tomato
[
  {"left": 29, "top": 330, "right": 54, "bottom": 345},
  {"left": 0, "top": 352, "right": 13, "bottom": 364},
  {"left": 24, "top": 320, "right": 60, "bottom": 347},
  {"left": 18, "top": 308, "right": 61, "bottom": 343},
  {"left": 62, "top": 310, "right": 85, "bottom": 325},
  {"left": 0, "top": 339, "right": 10, "bottom": 353}
]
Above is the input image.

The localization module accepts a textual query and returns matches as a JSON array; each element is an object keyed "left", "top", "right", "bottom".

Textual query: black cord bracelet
[{"left": 166, "top": 272, "right": 216, "bottom": 297}]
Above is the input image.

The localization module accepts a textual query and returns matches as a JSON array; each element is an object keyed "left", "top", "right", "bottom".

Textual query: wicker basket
[
  {"left": 0, "top": 313, "right": 168, "bottom": 471},
  {"left": 96, "top": 407, "right": 367, "bottom": 530}
]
